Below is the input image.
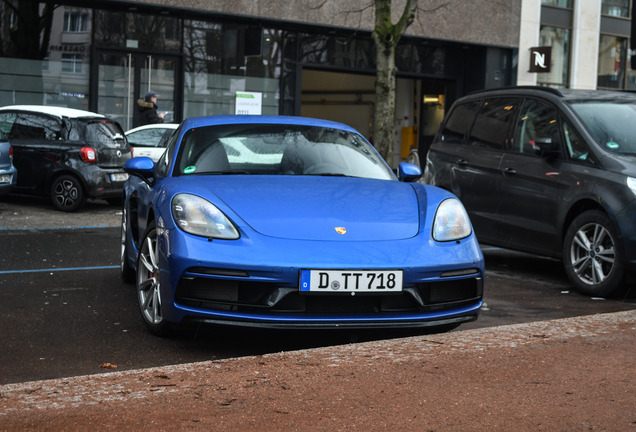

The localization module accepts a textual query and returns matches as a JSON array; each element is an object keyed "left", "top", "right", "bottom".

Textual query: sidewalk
[{"left": 1, "top": 310, "right": 634, "bottom": 432}]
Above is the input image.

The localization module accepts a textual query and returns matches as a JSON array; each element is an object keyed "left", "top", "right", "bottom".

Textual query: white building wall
[
  {"left": 517, "top": 0, "right": 603, "bottom": 90},
  {"left": 517, "top": 0, "right": 542, "bottom": 86},
  {"left": 571, "top": 0, "right": 602, "bottom": 89}
]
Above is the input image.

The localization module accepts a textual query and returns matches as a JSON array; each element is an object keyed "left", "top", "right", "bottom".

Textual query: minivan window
[
  {"left": 438, "top": 100, "right": 479, "bottom": 145},
  {"left": 562, "top": 119, "right": 590, "bottom": 160},
  {"left": 570, "top": 101, "right": 636, "bottom": 155},
  {"left": 469, "top": 98, "right": 520, "bottom": 150},
  {"left": 513, "top": 98, "right": 560, "bottom": 155}
]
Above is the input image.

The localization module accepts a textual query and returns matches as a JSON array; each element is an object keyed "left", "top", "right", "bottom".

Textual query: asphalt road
[{"left": 1, "top": 194, "right": 635, "bottom": 386}]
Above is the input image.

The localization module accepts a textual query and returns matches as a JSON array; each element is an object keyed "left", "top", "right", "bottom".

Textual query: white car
[{"left": 125, "top": 123, "right": 178, "bottom": 161}]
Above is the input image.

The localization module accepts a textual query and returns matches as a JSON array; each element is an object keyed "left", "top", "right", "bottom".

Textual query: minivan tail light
[
  {"left": 80, "top": 147, "right": 97, "bottom": 162},
  {"left": 9, "top": 145, "right": 13, "bottom": 159}
]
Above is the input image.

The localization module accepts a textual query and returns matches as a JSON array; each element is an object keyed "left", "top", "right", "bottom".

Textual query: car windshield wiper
[
  {"left": 198, "top": 170, "right": 251, "bottom": 175},
  {"left": 311, "top": 172, "right": 352, "bottom": 177}
]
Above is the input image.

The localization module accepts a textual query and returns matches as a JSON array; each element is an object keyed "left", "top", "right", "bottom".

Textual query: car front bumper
[{"left": 155, "top": 226, "right": 485, "bottom": 329}]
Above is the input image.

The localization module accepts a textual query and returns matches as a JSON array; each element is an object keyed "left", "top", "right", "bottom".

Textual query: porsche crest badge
[{"left": 335, "top": 227, "right": 347, "bottom": 235}]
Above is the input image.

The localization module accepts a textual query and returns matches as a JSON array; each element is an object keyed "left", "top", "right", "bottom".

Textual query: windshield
[
  {"left": 570, "top": 101, "right": 636, "bottom": 155},
  {"left": 174, "top": 124, "right": 395, "bottom": 180}
]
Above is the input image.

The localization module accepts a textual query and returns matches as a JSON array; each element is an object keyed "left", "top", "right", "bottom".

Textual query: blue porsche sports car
[{"left": 121, "top": 115, "right": 484, "bottom": 335}]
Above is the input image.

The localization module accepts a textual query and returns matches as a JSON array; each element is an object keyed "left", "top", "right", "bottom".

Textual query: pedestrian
[{"left": 137, "top": 91, "right": 165, "bottom": 126}]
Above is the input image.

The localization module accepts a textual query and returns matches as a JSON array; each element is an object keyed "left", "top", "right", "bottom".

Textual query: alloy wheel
[
  {"left": 569, "top": 222, "right": 615, "bottom": 287},
  {"left": 137, "top": 226, "right": 163, "bottom": 327}
]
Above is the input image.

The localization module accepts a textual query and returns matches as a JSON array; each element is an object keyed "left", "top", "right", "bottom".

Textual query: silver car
[{"left": 0, "top": 129, "right": 17, "bottom": 195}]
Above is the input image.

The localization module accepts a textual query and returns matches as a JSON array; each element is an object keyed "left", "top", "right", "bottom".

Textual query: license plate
[
  {"left": 300, "top": 269, "right": 403, "bottom": 292},
  {"left": 0, "top": 174, "right": 11, "bottom": 184},
  {"left": 110, "top": 173, "right": 128, "bottom": 182}
]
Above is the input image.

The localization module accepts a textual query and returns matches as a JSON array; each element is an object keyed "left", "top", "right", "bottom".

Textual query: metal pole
[{"left": 126, "top": 53, "right": 132, "bottom": 130}]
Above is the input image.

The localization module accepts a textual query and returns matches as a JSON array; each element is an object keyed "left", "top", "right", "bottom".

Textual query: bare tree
[{"left": 372, "top": 0, "right": 418, "bottom": 164}]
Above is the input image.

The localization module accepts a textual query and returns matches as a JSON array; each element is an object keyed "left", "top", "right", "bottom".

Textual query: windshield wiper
[{"left": 199, "top": 170, "right": 251, "bottom": 175}]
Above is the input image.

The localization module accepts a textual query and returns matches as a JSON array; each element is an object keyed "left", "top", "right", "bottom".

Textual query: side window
[
  {"left": 438, "top": 100, "right": 480, "bottom": 145},
  {"left": 127, "top": 129, "right": 165, "bottom": 147},
  {"left": 513, "top": 99, "right": 560, "bottom": 155},
  {"left": 155, "top": 127, "right": 180, "bottom": 176},
  {"left": 469, "top": 97, "right": 520, "bottom": 150},
  {"left": 562, "top": 119, "right": 591, "bottom": 161},
  {"left": 0, "top": 113, "right": 17, "bottom": 137},
  {"left": 9, "top": 114, "right": 62, "bottom": 141}
]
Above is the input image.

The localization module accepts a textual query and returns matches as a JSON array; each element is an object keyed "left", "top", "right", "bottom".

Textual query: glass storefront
[{"left": 0, "top": 1, "right": 510, "bottom": 134}]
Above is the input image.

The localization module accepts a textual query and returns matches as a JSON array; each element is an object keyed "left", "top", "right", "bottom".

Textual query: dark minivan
[
  {"left": 424, "top": 86, "right": 636, "bottom": 297},
  {"left": 0, "top": 105, "right": 131, "bottom": 211}
]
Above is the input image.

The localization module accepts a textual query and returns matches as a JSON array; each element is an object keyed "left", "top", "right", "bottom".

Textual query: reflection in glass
[
  {"left": 541, "top": 0, "right": 572, "bottom": 8},
  {"left": 597, "top": 35, "right": 627, "bottom": 89},
  {"left": 601, "top": 0, "right": 630, "bottom": 17},
  {"left": 537, "top": 26, "right": 570, "bottom": 88},
  {"left": 182, "top": 20, "right": 281, "bottom": 118}
]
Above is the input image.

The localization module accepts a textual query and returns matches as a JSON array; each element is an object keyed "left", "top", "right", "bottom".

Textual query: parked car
[
  {"left": 424, "top": 86, "right": 636, "bottom": 297},
  {"left": 0, "top": 105, "right": 131, "bottom": 211},
  {"left": 121, "top": 115, "right": 484, "bottom": 335},
  {"left": 0, "top": 130, "right": 17, "bottom": 195},
  {"left": 125, "top": 123, "right": 178, "bottom": 161}
]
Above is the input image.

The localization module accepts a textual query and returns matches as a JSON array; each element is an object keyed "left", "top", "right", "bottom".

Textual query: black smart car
[
  {"left": 424, "top": 86, "right": 636, "bottom": 297},
  {"left": 0, "top": 105, "right": 131, "bottom": 212}
]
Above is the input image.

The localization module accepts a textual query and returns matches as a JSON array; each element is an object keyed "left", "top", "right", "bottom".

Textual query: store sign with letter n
[{"left": 529, "top": 47, "right": 551, "bottom": 73}]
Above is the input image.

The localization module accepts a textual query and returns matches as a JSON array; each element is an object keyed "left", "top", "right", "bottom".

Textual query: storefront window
[
  {"left": 94, "top": 10, "right": 181, "bottom": 53},
  {"left": 537, "top": 26, "right": 570, "bottom": 88},
  {"left": 300, "top": 33, "right": 375, "bottom": 71},
  {"left": 182, "top": 20, "right": 281, "bottom": 118},
  {"left": 0, "top": 4, "right": 90, "bottom": 109},
  {"left": 541, "top": 0, "right": 572, "bottom": 8},
  {"left": 597, "top": 35, "right": 627, "bottom": 89},
  {"left": 601, "top": 0, "right": 630, "bottom": 17}
]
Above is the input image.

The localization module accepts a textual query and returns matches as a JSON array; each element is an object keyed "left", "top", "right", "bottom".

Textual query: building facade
[
  {"left": 518, "top": 0, "right": 635, "bottom": 91},
  {"left": 2, "top": 0, "right": 522, "bottom": 165}
]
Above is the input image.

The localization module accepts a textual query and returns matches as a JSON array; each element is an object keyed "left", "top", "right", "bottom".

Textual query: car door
[
  {"left": 455, "top": 97, "right": 520, "bottom": 244},
  {"left": 496, "top": 97, "right": 565, "bottom": 255},
  {"left": 4, "top": 112, "right": 64, "bottom": 193}
]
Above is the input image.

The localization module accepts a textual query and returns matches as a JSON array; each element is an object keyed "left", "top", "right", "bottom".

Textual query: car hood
[{"left": 182, "top": 176, "right": 422, "bottom": 241}]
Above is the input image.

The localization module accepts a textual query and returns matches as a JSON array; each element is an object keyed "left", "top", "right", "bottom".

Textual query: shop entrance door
[{"left": 95, "top": 50, "right": 179, "bottom": 131}]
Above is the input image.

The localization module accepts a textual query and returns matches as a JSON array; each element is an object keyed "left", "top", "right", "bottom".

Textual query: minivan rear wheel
[
  {"left": 50, "top": 174, "right": 85, "bottom": 212},
  {"left": 563, "top": 210, "right": 624, "bottom": 297}
]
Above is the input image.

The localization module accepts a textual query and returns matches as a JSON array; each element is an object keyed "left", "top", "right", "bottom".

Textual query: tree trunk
[
  {"left": 372, "top": 27, "right": 396, "bottom": 166},
  {"left": 372, "top": 0, "right": 418, "bottom": 167}
]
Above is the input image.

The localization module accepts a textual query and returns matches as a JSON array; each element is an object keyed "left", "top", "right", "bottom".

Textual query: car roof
[
  {"left": 181, "top": 115, "right": 360, "bottom": 133},
  {"left": 462, "top": 86, "right": 636, "bottom": 104},
  {"left": 125, "top": 123, "right": 179, "bottom": 134},
  {"left": 0, "top": 105, "right": 104, "bottom": 119}
]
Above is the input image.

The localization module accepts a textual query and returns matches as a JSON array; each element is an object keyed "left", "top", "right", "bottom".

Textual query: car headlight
[
  {"left": 171, "top": 193, "right": 239, "bottom": 239},
  {"left": 432, "top": 198, "right": 472, "bottom": 242},
  {"left": 628, "top": 177, "right": 636, "bottom": 197}
]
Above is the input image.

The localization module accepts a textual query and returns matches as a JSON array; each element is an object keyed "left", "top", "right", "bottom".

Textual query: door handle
[
  {"left": 456, "top": 159, "right": 468, "bottom": 167},
  {"left": 502, "top": 167, "right": 516, "bottom": 176}
]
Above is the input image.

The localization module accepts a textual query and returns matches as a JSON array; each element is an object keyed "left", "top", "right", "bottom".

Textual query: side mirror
[
  {"left": 532, "top": 138, "right": 560, "bottom": 158},
  {"left": 397, "top": 162, "right": 422, "bottom": 183},
  {"left": 124, "top": 156, "right": 156, "bottom": 185}
]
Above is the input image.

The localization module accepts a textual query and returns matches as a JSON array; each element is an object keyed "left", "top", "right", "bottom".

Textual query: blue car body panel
[{"left": 123, "top": 115, "right": 484, "bottom": 330}]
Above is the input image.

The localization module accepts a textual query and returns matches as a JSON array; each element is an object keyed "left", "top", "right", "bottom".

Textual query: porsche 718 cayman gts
[{"left": 121, "top": 115, "right": 484, "bottom": 335}]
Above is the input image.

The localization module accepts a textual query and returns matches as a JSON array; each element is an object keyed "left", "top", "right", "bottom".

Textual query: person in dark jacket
[{"left": 137, "top": 91, "right": 165, "bottom": 126}]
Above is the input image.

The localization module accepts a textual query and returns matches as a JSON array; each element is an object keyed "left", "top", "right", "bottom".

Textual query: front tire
[
  {"left": 50, "top": 175, "right": 85, "bottom": 212},
  {"left": 136, "top": 221, "right": 170, "bottom": 335},
  {"left": 563, "top": 210, "right": 624, "bottom": 297},
  {"left": 120, "top": 205, "right": 135, "bottom": 284}
]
